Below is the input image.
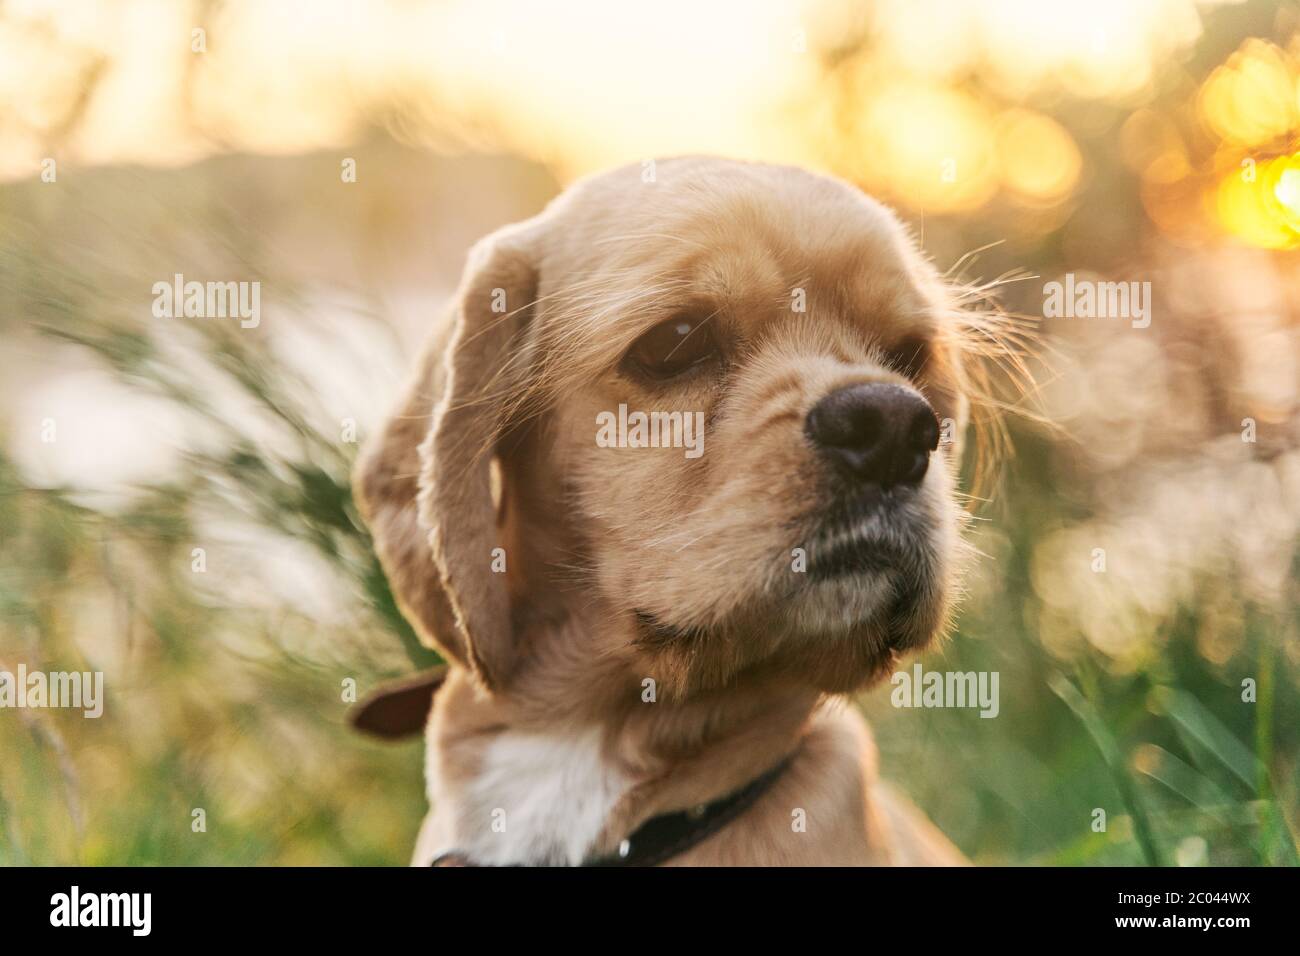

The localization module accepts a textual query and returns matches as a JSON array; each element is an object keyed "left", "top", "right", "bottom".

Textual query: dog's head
[{"left": 357, "top": 157, "right": 987, "bottom": 710}]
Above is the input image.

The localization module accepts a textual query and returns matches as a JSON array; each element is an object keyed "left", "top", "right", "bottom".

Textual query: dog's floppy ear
[
  {"left": 349, "top": 666, "right": 448, "bottom": 739},
  {"left": 355, "top": 220, "right": 542, "bottom": 692}
]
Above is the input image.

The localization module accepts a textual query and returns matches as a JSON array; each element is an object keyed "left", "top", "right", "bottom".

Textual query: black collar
[{"left": 431, "top": 750, "right": 797, "bottom": 868}]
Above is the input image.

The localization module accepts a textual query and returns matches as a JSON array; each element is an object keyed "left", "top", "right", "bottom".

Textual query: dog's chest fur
[{"left": 449, "top": 727, "right": 631, "bottom": 866}]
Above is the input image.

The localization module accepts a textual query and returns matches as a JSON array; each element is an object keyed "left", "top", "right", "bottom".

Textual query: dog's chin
[
  {"left": 794, "top": 487, "right": 950, "bottom": 649},
  {"left": 632, "top": 521, "right": 948, "bottom": 694},
  {"left": 778, "top": 541, "right": 946, "bottom": 691},
  {"left": 782, "top": 570, "right": 898, "bottom": 636}
]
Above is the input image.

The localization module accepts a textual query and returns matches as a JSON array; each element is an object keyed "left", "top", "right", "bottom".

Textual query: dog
[{"left": 352, "top": 156, "right": 989, "bottom": 866}]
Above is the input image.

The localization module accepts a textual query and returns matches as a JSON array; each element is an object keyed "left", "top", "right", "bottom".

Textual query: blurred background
[{"left": 1, "top": 0, "right": 1297, "bottom": 865}]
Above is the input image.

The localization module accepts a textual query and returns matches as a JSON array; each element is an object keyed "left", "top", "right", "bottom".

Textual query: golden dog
[{"left": 354, "top": 156, "right": 989, "bottom": 866}]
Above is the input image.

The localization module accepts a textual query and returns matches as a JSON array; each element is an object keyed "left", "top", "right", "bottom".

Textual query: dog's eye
[
  {"left": 624, "top": 316, "right": 719, "bottom": 379},
  {"left": 884, "top": 335, "right": 930, "bottom": 379}
]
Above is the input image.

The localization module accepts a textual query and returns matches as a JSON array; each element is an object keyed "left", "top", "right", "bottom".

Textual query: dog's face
[{"left": 359, "top": 157, "right": 976, "bottom": 702}]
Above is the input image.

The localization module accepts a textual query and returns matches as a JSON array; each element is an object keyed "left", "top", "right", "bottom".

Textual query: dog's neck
[
  {"left": 428, "top": 499, "right": 830, "bottom": 866},
  {"left": 427, "top": 614, "right": 824, "bottom": 867}
]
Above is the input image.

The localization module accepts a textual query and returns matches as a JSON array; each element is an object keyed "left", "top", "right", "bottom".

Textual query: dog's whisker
[{"left": 591, "top": 232, "right": 711, "bottom": 251}]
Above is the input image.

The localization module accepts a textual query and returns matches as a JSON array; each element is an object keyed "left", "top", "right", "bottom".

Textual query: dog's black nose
[{"left": 805, "top": 383, "right": 939, "bottom": 489}]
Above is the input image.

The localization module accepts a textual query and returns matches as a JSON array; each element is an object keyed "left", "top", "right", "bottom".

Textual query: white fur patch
[{"left": 455, "top": 728, "right": 630, "bottom": 866}]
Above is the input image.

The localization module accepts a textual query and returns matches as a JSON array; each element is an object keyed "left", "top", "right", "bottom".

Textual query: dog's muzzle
[{"left": 801, "top": 383, "right": 941, "bottom": 583}]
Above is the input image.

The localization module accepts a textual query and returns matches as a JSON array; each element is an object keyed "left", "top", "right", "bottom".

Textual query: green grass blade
[
  {"left": 1161, "top": 688, "right": 1259, "bottom": 792},
  {"left": 1050, "top": 673, "right": 1163, "bottom": 866}
]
